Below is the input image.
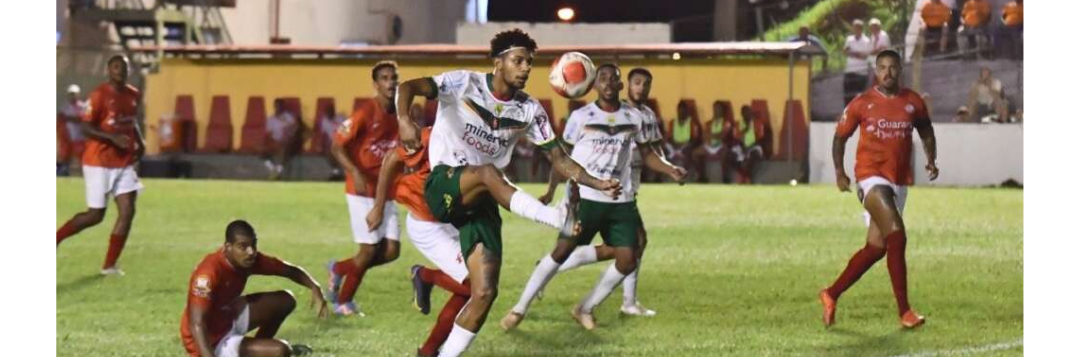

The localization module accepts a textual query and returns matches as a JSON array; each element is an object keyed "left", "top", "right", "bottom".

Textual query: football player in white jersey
[
  {"left": 500, "top": 64, "right": 685, "bottom": 331},
  {"left": 394, "top": 29, "right": 620, "bottom": 357}
]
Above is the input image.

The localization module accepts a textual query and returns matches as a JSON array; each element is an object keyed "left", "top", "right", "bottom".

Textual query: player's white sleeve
[
  {"left": 631, "top": 108, "right": 650, "bottom": 145},
  {"left": 562, "top": 110, "right": 584, "bottom": 146},
  {"left": 428, "top": 70, "right": 471, "bottom": 102},
  {"left": 527, "top": 103, "right": 559, "bottom": 150}
]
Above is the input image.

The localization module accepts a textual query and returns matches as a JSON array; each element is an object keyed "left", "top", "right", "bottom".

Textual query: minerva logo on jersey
[{"left": 461, "top": 98, "right": 527, "bottom": 156}]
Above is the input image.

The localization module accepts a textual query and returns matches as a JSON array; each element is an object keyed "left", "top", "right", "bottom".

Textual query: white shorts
[
  {"left": 83, "top": 165, "right": 144, "bottom": 209},
  {"left": 346, "top": 194, "right": 400, "bottom": 244},
  {"left": 858, "top": 176, "right": 908, "bottom": 227},
  {"left": 213, "top": 305, "right": 250, "bottom": 357},
  {"left": 406, "top": 213, "right": 468, "bottom": 283}
]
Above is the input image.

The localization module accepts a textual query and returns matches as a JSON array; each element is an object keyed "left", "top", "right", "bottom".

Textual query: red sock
[
  {"left": 332, "top": 258, "right": 354, "bottom": 276},
  {"left": 885, "top": 230, "right": 910, "bottom": 316},
  {"left": 56, "top": 221, "right": 79, "bottom": 246},
  {"left": 337, "top": 261, "right": 370, "bottom": 304},
  {"left": 418, "top": 293, "right": 469, "bottom": 356},
  {"left": 826, "top": 243, "right": 886, "bottom": 299},
  {"left": 418, "top": 267, "right": 471, "bottom": 296},
  {"left": 102, "top": 233, "right": 128, "bottom": 269}
]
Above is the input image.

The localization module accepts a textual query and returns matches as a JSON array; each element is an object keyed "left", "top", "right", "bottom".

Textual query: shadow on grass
[
  {"left": 824, "top": 327, "right": 918, "bottom": 357},
  {"left": 56, "top": 274, "right": 104, "bottom": 295}
]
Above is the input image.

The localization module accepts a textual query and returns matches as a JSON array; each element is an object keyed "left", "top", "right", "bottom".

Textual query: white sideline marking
[{"left": 886, "top": 339, "right": 1023, "bottom": 357}]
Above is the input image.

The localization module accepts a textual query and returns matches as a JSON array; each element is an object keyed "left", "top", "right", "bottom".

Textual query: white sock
[
  {"left": 512, "top": 255, "right": 561, "bottom": 315},
  {"left": 263, "top": 160, "right": 275, "bottom": 171},
  {"left": 509, "top": 190, "right": 562, "bottom": 229},
  {"left": 558, "top": 246, "right": 598, "bottom": 272},
  {"left": 622, "top": 263, "right": 640, "bottom": 306},
  {"left": 438, "top": 324, "right": 477, "bottom": 357},
  {"left": 580, "top": 263, "right": 628, "bottom": 313}
]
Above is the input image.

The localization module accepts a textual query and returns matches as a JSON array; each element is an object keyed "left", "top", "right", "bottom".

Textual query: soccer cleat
[
  {"left": 571, "top": 304, "right": 597, "bottom": 330},
  {"left": 334, "top": 302, "right": 365, "bottom": 317},
  {"left": 292, "top": 344, "right": 313, "bottom": 356},
  {"left": 500, "top": 311, "right": 525, "bottom": 331},
  {"left": 100, "top": 266, "right": 125, "bottom": 276},
  {"left": 819, "top": 290, "right": 837, "bottom": 327},
  {"left": 410, "top": 265, "right": 433, "bottom": 315},
  {"left": 900, "top": 310, "right": 926, "bottom": 329},
  {"left": 620, "top": 302, "right": 656, "bottom": 317}
]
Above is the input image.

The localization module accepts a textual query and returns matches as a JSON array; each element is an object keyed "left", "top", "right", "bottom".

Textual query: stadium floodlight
[{"left": 557, "top": 7, "right": 575, "bottom": 22}]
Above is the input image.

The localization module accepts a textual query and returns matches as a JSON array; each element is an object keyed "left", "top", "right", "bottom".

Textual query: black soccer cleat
[{"left": 410, "top": 265, "right": 434, "bottom": 315}]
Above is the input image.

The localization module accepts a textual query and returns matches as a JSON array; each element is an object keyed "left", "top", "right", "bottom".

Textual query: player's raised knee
[
  {"left": 615, "top": 260, "right": 638, "bottom": 275},
  {"left": 86, "top": 208, "right": 106, "bottom": 225},
  {"left": 276, "top": 290, "right": 298, "bottom": 312}
]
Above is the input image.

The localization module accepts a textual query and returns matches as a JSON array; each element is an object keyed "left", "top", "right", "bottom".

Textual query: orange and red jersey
[
  {"left": 180, "top": 249, "right": 289, "bottom": 357},
  {"left": 394, "top": 127, "right": 436, "bottom": 222},
  {"left": 82, "top": 82, "right": 140, "bottom": 168},
  {"left": 921, "top": 1, "right": 952, "bottom": 28},
  {"left": 1002, "top": 1, "right": 1023, "bottom": 27},
  {"left": 334, "top": 99, "right": 399, "bottom": 197},
  {"left": 962, "top": 0, "right": 991, "bottom": 27},
  {"left": 836, "top": 88, "right": 932, "bottom": 186}
]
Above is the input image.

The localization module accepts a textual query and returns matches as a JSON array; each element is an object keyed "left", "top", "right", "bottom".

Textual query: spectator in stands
[
  {"left": 58, "top": 84, "right": 88, "bottom": 174},
  {"left": 724, "top": 105, "right": 769, "bottom": 184},
  {"left": 789, "top": 26, "right": 828, "bottom": 70},
  {"left": 868, "top": 18, "right": 891, "bottom": 55},
  {"left": 952, "top": 106, "right": 970, "bottom": 123},
  {"left": 843, "top": 19, "right": 872, "bottom": 105},
  {"left": 964, "top": 67, "right": 1010, "bottom": 123},
  {"left": 665, "top": 101, "right": 704, "bottom": 183},
  {"left": 701, "top": 101, "right": 729, "bottom": 183},
  {"left": 998, "top": 0, "right": 1023, "bottom": 60},
  {"left": 920, "top": 0, "right": 952, "bottom": 56},
  {"left": 264, "top": 98, "right": 299, "bottom": 180},
  {"left": 959, "top": 0, "right": 991, "bottom": 59},
  {"left": 319, "top": 102, "right": 347, "bottom": 180}
]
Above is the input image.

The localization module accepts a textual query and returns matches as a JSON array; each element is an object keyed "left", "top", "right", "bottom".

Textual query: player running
[
  {"left": 501, "top": 64, "right": 685, "bottom": 331},
  {"left": 181, "top": 220, "right": 327, "bottom": 357},
  {"left": 56, "top": 54, "right": 146, "bottom": 276},
  {"left": 325, "top": 61, "right": 402, "bottom": 316},
  {"left": 820, "top": 49, "right": 938, "bottom": 329},
  {"left": 394, "top": 29, "right": 621, "bottom": 357}
]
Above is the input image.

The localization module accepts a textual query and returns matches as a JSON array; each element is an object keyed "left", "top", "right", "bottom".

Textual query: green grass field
[{"left": 56, "top": 178, "right": 1023, "bottom": 357}]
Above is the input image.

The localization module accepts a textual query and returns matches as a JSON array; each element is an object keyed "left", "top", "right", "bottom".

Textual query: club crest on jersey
[
  {"left": 193, "top": 275, "right": 211, "bottom": 298},
  {"left": 905, "top": 104, "right": 915, "bottom": 114},
  {"left": 464, "top": 98, "right": 527, "bottom": 130}
]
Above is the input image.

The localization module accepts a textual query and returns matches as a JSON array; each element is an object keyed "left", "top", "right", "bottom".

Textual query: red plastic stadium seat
[
  {"left": 307, "top": 97, "right": 335, "bottom": 154},
  {"left": 777, "top": 99, "right": 809, "bottom": 161},
  {"left": 750, "top": 99, "right": 775, "bottom": 159},
  {"left": 238, "top": 96, "right": 267, "bottom": 154},
  {"left": 174, "top": 95, "right": 198, "bottom": 153},
  {"left": 201, "top": 95, "right": 233, "bottom": 153}
]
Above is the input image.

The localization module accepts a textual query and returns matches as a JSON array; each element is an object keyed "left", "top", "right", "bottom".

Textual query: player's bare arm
[
  {"left": 832, "top": 134, "right": 852, "bottom": 192},
  {"left": 187, "top": 304, "right": 217, "bottom": 357},
  {"left": 367, "top": 150, "right": 405, "bottom": 230},
  {"left": 915, "top": 120, "right": 939, "bottom": 181},
  {"left": 395, "top": 78, "right": 437, "bottom": 151},
  {"left": 641, "top": 143, "right": 687, "bottom": 183},
  {"left": 538, "top": 143, "right": 573, "bottom": 204},
  {"left": 546, "top": 143, "right": 622, "bottom": 198},
  {"left": 279, "top": 263, "right": 329, "bottom": 319}
]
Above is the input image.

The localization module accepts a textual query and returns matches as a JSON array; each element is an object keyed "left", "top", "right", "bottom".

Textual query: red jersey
[
  {"left": 82, "top": 82, "right": 140, "bottom": 168},
  {"left": 394, "top": 128, "right": 435, "bottom": 222},
  {"left": 335, "top": 99, "right": 399, "bottom": 197},
  {"left": 180, "top": 249, "right": 289, "bottom": 357},
  {"left": 836, "top": 88, "right": 932, "bottom": 185}
]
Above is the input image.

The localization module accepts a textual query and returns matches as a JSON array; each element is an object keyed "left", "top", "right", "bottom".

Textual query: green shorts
[
  {"left": 562, "top": 199, "right": 641, "bottom": 248},
  {"left": 425, "top": 165, "right": 503, "bottom": 257}
]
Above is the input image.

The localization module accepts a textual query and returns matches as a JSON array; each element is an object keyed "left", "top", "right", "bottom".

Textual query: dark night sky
[{"left": 488, "top": 0, "right": 715, "bottom": 23}]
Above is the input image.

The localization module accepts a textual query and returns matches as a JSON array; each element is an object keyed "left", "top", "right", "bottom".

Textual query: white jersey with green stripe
[
  {"left": 563, "top": 101, "right": 650, "bottom": 203},
  {"left": 626, "top": 101, "right": 664, "bottom": 192},
  {"left": 427, "top": 70, "right": 557, "bottom": 169}
]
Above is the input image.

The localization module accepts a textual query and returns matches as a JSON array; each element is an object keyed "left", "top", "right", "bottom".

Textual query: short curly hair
[
  {"left": 371, "top": 60, "right": 399, "bottom": 80},
  {"left": 489, "top": 28, "right": 538, "bottom": 58}
]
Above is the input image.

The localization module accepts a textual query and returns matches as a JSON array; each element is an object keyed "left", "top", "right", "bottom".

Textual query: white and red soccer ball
[{"left": 548, "top": 52, "right": 597, "bottom": 99}]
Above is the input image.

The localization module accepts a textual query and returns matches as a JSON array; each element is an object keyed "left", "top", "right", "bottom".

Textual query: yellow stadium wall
[{"left": 144, "top": 57, "right": 810, "bottom": 155}]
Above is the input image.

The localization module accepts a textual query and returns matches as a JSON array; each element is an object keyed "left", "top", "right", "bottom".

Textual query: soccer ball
[{"left": 549, "top": 52, "right": 597, "bottom": 99}]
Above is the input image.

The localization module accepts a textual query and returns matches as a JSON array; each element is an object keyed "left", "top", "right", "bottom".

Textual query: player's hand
[
  {"left": 366, "top": 206, "right": 384, "bottom": 232},
  {"left": 669, "top": 166, "right": 688, "bottom": 185},
  {"left": 539, "top": 189, "right": 556, "bottom": 205},
  {"left": 835, "top": 170, "right": 852, "bottom": 192},
  {"left": 351, "top": 172, "right": 366, "bottom": 195},
  {"left": 311, "top": 288, "right": 329, "bottom": 319},
  {"left": 110, "top": 134, "right": 132, "bottom": 150},
  {"left": 926, "top": 162, "right": 939, "bottom": 181},
  {"left": 592, "top": 178, "right": 622, "bottom": 199},
  {"left": 398, "top": 118, "right": 421, "bottom": 154}
]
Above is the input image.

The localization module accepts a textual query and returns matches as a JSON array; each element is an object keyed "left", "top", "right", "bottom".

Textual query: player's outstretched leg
[
  {"left": 56, "top": 208, "right": 106, "bottom": 247},
  {"left": 100, "top": 191, "right": 137, "bottom": 275},
  {"left": 821, "top": 219, "right": 886, "bottom": 327},
  {"left": 573, "top": 246, "right": 637, "bottom": 330},
  {"left": 414, "top": 267, "right": 471, "bottom": 357},
  {"left": 863, "top": 186, "right": 923, "bottom": 329},
  {"left": 458, "top": 164, "right": 566, "bottom": 230},
  {"left": 236, "top": 290, "right": 311, "bottom": 357},
  {"left": 440, "top": 243, "right": 500, "bottom": 357},
  {"left": 502, "top": 235, "right": 580, "bottom": 330}
]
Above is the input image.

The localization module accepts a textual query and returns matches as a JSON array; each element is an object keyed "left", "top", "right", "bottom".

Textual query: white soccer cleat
[
  {"left": 620, "top": 302, "right": 656, "bottom": 317},
  {"left": 571, "top": 304, "right": 597, "bottom": 330},
  {"left": 500, "top": 311, "right": 525, "bottom": 331},
  {"left": 100, "top": 266, "right": 125, "bottom": 276}
]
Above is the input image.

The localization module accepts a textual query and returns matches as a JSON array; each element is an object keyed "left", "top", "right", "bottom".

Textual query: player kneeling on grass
[{"left": 181, "top": 220, "right": 328, "bottom": 357}]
